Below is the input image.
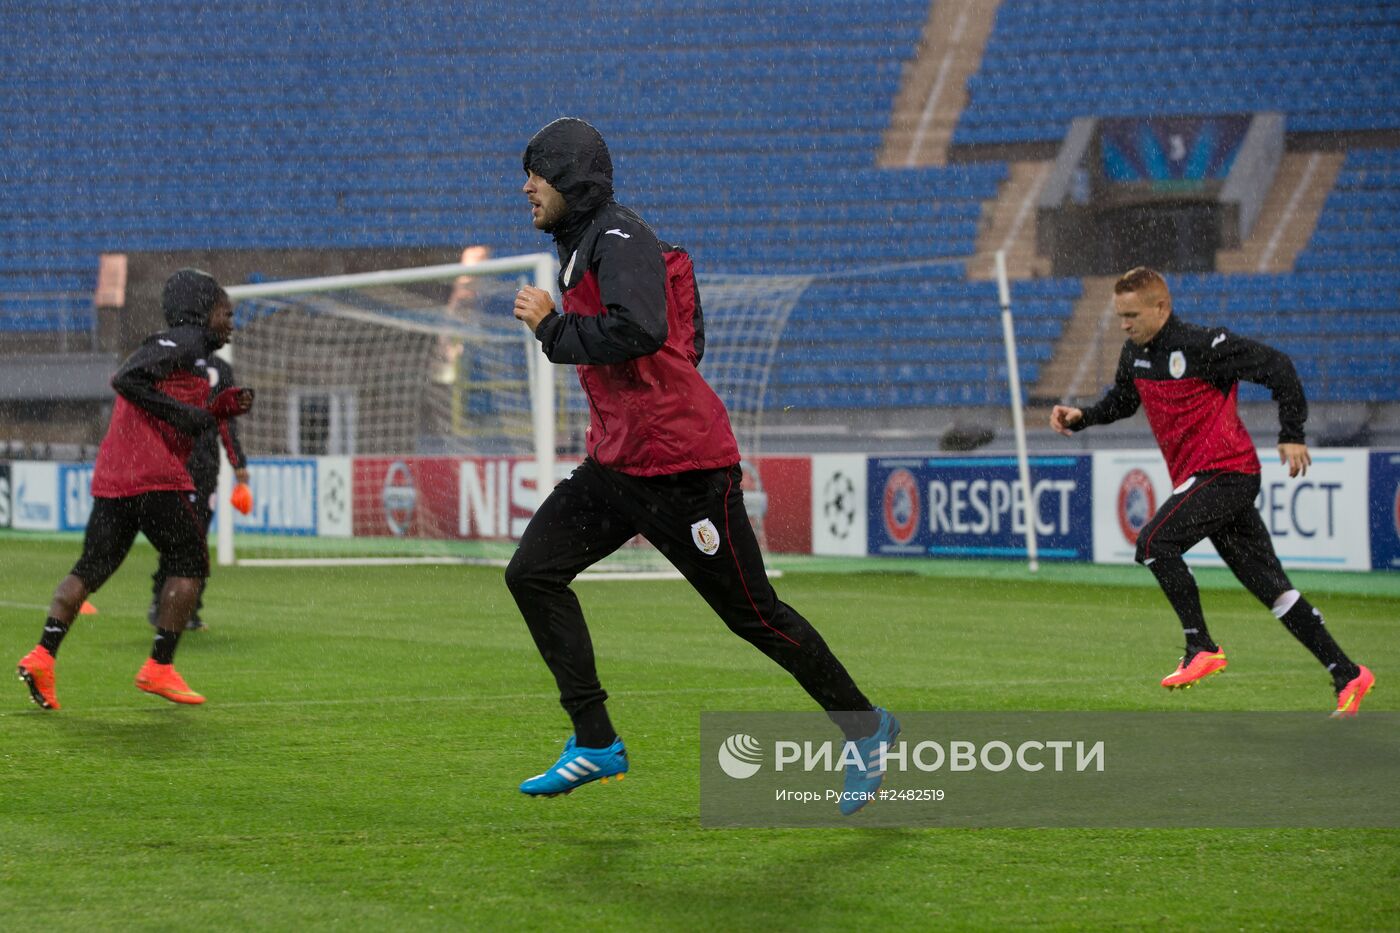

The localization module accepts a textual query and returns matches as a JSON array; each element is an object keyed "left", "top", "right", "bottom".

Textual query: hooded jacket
[
  {"left": 523, "top": 118, "right": 739, "bottom": 476},
  {"left": 92, "top": 272, "right": 241, "bottom": 497}
]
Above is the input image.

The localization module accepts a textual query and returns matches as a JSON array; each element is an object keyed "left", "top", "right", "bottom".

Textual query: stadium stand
[
  {"left": 958, "top": 0, "right": 1400, "bottom": 147},
  {"left": 951, "top": 1, "right": 1399, "bottom": 411},
  {"left": 3, "top": 0, "right": 1394, "bottom": 422},
  {"left": 1167, "top": 149, "right": 1400, "bottom": 404},
  {"left": 0, "top": 0, "right": 1077, "bottom": 417}
]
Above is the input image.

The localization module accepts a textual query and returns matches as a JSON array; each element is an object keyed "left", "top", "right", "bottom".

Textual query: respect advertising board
[
  {"left": 1092, "top": 448, "right": 1371, "bottom": 571},
  {"left": 1369, "top": 450, "right": 1400, "bottom": 570},
  {"left": 868, "top": 455, "right": 1093, "bottom": 561}
]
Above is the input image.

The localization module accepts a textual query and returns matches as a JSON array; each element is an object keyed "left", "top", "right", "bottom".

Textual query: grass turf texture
[{"left": 1, "top": 532, "right": 1396, "bottom": 930}]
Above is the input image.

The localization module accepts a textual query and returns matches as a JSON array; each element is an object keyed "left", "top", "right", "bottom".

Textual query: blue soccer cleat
[
  {"left": 519, "top": 735, "right": 629, "bottom": 797},
  {"left": 840, "top": 708, "right": 901, "bottom": 816}
]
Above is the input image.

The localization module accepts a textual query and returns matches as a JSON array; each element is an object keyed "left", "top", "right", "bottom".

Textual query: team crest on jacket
[
  {"left": 691, "top": 518, "right": 720, "bottom": 555},
  {"left": 1169, "top": 350, "right": 1187, "bottom": 379}
]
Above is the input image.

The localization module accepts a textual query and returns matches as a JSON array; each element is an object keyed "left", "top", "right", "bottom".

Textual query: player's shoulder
[
  {"left": 592, "top": 202, "right": 660, "bottom": 251},
  {"left": 146, "top": 325, "right": 208, "bottom": 363},
  {"left": 1170, "top": 316, "right": 1229, "bottom": 349}
]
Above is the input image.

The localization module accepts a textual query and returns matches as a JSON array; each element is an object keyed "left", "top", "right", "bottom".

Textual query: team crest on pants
[
  {"left": 691, "top": 518, "right": 720, "bottom": 555},
  {"left": 1169, "top": 350, "right": 1187, "bottom": 379}
]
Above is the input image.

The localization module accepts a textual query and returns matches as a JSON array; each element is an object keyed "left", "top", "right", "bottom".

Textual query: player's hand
[
  {"left": 513, "top": 286, "right": 555, "bottom": 333},
  {"left": 1279, "top": 442, "right": 1311, "bottom": 478},
  {"left": 211, "top": 386, "right": 255, "bottom": 418},
  {"left": 1050, "top": 405, "right": 1083, "bottom": 436},
  {"left": 230, "top": 482, "right": 254, "bottom": 515}
]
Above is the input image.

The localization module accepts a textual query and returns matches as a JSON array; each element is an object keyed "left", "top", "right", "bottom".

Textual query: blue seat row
[{"left": 960, "top": 0, "right": 1400, "bottom": 147}]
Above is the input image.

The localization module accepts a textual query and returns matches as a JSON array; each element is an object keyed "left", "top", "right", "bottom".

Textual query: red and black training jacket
[
  {"left": 533, "top": 200, "right": 740, "bottom": 477},
  {"left": 92, "top": 325, "right": 238, "bottom": 497},
  {"left": 1073, "top": 314, "right": 1307, "bottom": 488}
]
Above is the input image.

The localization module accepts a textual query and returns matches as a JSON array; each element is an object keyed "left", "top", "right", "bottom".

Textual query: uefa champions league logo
[
  {"left": 717, "top": 733, "right": 763, "bottom": 779},
  {"left": 822, "top": 470, "right": 858, "bottom": 540}
]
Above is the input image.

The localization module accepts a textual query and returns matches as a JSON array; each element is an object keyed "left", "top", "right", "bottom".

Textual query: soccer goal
[{"left": 217, "top": 253, "right": 810, "bottom": 572}]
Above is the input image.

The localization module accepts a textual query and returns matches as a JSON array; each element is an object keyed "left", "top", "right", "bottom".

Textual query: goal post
[
  {"left": 216, "top": 253, "right": 810, "bottom": 571},
  {"left": 219, "top": 251, "right": 559, "bottom": 566}
]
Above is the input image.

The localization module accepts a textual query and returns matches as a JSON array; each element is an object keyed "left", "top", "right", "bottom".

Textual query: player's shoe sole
[
  {"left": 1332, "top": 665, "right": 1375, "bottom": 718},
  {"left": 17, "top": 646, "right": 60, "bottom": 710},
  {"left": 1162, "top": 647, "right": 1228, "bottom": 690},
  {"left": 528, "top": 773, "right": 628, "bottom": 798}
]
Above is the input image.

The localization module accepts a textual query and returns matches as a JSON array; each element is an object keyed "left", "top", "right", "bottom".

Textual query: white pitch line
[
  {"left": 2, "top": 672, "right": 1311, "bottom": 719},
  {"left": 0, "top": 600, "right": 50, "bottom": 612},
  {"left": 0, "top": 684, "right": 793, "bottom": 717}
]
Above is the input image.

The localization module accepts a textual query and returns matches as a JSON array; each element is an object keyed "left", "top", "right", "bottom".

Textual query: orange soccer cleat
[
  {"left": 1161, "top": 646, "right": 1228, "bottom": 690},
  {"left": 17, "top": 646, "right": 60, "bottom": 710},
  {"left": 1332, "top": 665, "right": 1375, "bottom": 719},
  {"left": 135, "top": 659, "right": 205, "bottom": 705}
]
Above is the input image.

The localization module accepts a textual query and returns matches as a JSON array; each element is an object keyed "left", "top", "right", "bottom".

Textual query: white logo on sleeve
[
  {"left": 1211, "top": 333, "right": 1227, "bottom": 348},
  {"left": 1169, "top": 350, "right": 1187, "bottom": 379},
  {"left": 158, "top": 339, "right": 177, "bottom": 347},
  {"left": 604, "top": 228, "right": 631, "bottom": 239},
  {"left": 1133, "top": 358, "right": 1151, "bottom": 369},
  {"left": 691, "top": 518, "right": 720, "bottom": 555}
]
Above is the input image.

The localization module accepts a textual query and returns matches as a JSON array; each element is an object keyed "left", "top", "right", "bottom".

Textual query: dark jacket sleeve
[
  {"left": 1075, "top": 344, "right": 1141, "bottom": 429},
  {"left": 1200, "top": 328, "right": 1307, "bottom": 444},
  {"left": 535, "top": 224, "right": 669, "bottom": 365},
  {"left": 110, "top": 331, "right": 216, "bottom": 436},
  {"left": 211, "top": 357, "right": 248, "bottom": 469}
]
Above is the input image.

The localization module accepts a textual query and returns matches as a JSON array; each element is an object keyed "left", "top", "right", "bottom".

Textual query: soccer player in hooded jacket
[
  {"left": 1051, "top": 267, "right": 1373, "bottom": 716},
  {"left": 16, "top": 268, "right": 254, "bottom": 709},
  {"left": 507, "top": 117, "right": 897, "bottom": 810}
]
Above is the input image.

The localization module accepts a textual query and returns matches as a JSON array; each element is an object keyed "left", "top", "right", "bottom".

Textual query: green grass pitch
[{"left": 1, "top": 532, "right": 1396, "bottom": 930}]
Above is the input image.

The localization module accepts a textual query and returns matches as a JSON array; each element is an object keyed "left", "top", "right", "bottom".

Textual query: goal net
[{"left": 218, "top": 254, "right": 811, "bottom": 571}]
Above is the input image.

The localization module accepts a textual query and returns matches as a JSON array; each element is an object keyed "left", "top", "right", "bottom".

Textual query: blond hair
[{"left": 1114, "top": 266, "right": 1171, "bottom": 305}]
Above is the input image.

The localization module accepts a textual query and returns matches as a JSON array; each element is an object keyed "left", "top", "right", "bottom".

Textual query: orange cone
[{"left": 78, "top": 601, "right": 98, "bottom": 615}]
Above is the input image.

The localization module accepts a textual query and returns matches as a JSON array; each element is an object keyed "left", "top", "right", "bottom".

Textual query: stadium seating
[
  {"left": 959, "top": 0, "right": 1400, "bottom": 146},
  {"left": 1168, "top": 280, "right": 1400, "bottom": 403},
  {"left": 1, "top": 0, "right": 1083, "bottom": 411},
  {"left": 1162, "top": 149, "right": 1399, "bottom": 404}
]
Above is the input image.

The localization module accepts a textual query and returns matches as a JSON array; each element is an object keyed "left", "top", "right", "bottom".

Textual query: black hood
[
  {"left": 522, "top": 117, "right": 614, "bottom": 239},
  {"left": 162, "top": 268, "right": 227, "bottom": 328}
]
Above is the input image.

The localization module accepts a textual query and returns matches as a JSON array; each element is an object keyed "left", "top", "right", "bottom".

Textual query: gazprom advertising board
[
  {"left": 9, "top": 461, "right": 59, "bottom": 531},
  {"left": 869, "top": 455, "right": 1093, "bottom": 561},
  {"left": 1092, "top": 449, "right": 1371, "bottom": 571}
]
